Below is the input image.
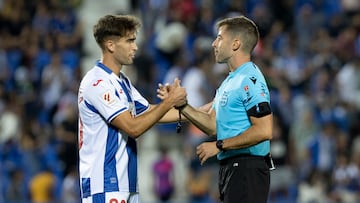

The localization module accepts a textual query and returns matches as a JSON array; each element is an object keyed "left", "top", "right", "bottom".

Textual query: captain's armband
[{"left": 246, "top": 102, "right": 272, "bottom": 118}]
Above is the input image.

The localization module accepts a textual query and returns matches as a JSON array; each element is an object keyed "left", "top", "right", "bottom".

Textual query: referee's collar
[
  {"left": 96, "top": 60, "right": 112, "bottom": 74},
  {"left": 229, "top": 62, "right": 252, "bottom": 77}
]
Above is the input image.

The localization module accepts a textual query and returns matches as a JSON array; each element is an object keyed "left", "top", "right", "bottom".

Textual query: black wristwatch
[{"left": 216, "top": 140, "right": 224, "bottom": 151}]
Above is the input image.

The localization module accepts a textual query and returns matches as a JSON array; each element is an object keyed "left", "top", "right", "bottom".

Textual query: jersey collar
[
  {"left": 96, "top": 60, "right": 113, "bottom": 74},
  {"left": 229, "top": 61, "right": 253, "bottom": 77}
]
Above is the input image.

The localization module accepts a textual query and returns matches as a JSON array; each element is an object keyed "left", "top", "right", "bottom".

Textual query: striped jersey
[
  {"left": 213, "top": 62, "right": 271, "bottom": 160},
  {"left": 78, "top": 61, "right": 149, "bottom": 198}
]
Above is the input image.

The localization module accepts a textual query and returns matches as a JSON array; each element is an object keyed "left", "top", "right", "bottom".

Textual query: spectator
[
  {"left": 29, "top": 170, "right": 57, "bottom": 203},
  {"left": 40, "top": 52, "right": 73, "bottom": 124},
  {"left": 0, "top": 94, "right": 20, "bottom": 144},
  {"left": 5, "top": 168, "right": 28, "bottom": 203},
  {"left": 307, "top": 121, "right": 338, "bottom": 175},
  {"left": 61, "top": 166, "right": 80, "bottom": 203},
  {"left": 153, "top": 147, "right": 174, "bottom": 202},
  {"left": 297, "top": 169, "right": 328, "bottom": 203}
]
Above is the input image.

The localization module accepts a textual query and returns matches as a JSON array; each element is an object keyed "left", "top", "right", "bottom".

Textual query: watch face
[{"left": 216, "top": 140, "right": 223, "bottom": 150}]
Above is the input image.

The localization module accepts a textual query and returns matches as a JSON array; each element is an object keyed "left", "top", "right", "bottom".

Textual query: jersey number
[{"left": 109, "top": 199, "right": 126, "bottom": 203}]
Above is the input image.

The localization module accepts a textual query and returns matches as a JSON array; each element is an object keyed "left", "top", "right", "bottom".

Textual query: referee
[{"left": 159, "top": 16, "right": 274, "bottom": 203}]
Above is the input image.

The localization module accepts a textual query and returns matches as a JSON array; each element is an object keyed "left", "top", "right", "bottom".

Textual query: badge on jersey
[
  {"left": 102, "top": 90, "right": 115, "bottom": 104},
  {"left": 220, "top": 91, "right": 228, "bottom": 106}
]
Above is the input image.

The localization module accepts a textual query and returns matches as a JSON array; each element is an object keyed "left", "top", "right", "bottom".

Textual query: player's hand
[
  {"left": 157, "top": 82, "right": 170, "bottom": 100},
  {"left": 171, "top": 78, "right": 187, "bottom": 107},
  {"left": 161, "top": 78, "right": 187, "bottom": 107},
  {"left": 196, "top": 141, "right": 220, "bottom": 165}
]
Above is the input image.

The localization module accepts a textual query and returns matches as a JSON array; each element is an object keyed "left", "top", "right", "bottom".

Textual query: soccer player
[{"left": 77, "top": 14, "right": 186, "bottom": 203}]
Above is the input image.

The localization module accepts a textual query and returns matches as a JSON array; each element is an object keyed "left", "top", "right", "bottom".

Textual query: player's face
[
  {"left": 113, "top": 32, "right": 138, "bottom": 65},
  {"left": 212, "top": 26, "right": 233, "bottom": 64}
]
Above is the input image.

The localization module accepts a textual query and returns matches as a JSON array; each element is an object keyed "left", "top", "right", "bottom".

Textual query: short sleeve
[
  {"left": 83, "top": 79, "right": 128, "bottom": 123},
  {"left": 240, "top": 74, "right": 270, "bottom": 111}
]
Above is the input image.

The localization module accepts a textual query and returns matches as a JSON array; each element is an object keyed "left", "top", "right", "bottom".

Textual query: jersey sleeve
[
  {"left": 83, "top": 79, "right": 128, "bottom": 123},
  {"left": 128, "top": 81, "right": 150, "bottom": 116},
  {"left": 240, "top": 74, "right": 270, "bottom": 111}
]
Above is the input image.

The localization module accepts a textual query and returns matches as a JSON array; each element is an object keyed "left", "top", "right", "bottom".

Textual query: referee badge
[{"left": 220, "top": 91, "right": 228, "bottom": 106}]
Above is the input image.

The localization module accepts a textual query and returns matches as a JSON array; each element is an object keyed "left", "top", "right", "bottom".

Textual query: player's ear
[{"left": 105, "top": 39, "right": 115, "bottom": 53}]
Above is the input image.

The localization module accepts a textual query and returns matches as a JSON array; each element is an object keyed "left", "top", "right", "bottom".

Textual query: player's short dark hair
[
  {"left": 216, "top": 16, "right": 259, "bottom": 54},
  {"left": 93, "top": 14, "right": 141, "bottom": 49}
]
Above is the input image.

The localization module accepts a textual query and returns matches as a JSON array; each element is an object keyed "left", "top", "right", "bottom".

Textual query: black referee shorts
[{"left": 218, "top": 154, "right": 270, "bottom": 203}]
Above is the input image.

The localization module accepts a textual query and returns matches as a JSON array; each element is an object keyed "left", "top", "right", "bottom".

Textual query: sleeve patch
[{"left": 102, "top": 91, "right": 115, "bottom": 104}]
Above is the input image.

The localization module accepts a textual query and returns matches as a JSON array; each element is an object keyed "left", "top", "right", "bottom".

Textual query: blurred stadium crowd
[{"left": 0, "top": 0, "right": 360, "bottom": 203}]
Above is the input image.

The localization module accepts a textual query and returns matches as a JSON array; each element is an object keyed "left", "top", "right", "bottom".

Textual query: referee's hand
[{"left": 196, "top": 141, "right": 220, "bottom": 165}]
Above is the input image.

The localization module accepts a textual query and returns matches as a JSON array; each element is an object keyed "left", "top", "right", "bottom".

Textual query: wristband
[{"left": 174, "top": 101, "right": 188, "bottom": 111}]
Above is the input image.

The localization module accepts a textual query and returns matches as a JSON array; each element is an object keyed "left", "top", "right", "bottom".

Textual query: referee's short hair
[{"left": 216, "top": 16, "right": 259, "bottom": 54}]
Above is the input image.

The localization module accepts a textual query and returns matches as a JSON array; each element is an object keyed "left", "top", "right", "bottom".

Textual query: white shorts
[{"left": 82, "top": 191, "right": 140, "bottom": 203}]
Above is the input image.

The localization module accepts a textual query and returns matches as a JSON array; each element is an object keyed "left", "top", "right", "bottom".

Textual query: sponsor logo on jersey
[
  {"left": 250, "top": 76, "right": 257, "bottom": 84},
  {"left": 93, "top": 79, "right": 103, "bottom": 86}
]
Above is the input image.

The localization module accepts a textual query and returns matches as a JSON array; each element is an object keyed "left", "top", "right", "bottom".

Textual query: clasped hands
[
  {"left": 157, "top": 78, "right": 187, "bottom": 108},
  {"left": 158, "top": 78, "right": 218, "bottom": 165}
]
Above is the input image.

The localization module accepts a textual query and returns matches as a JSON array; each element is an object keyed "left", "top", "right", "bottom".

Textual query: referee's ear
[{"left": 232, "top": 38, "right": 241, "bottom": 51}]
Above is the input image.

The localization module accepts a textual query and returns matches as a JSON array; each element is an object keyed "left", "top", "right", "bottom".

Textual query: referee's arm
[
  {"left": 158, "top": 101, "right": 214, "bottom": 123},
  {"left": 181, "top": 104, "right": 217, "bottom": 136},
  {"left": 222, "top": 113, "right": 273, "bottom": 150}
]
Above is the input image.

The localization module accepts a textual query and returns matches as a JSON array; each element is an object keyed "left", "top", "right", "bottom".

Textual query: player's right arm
[{"left": 110, "top": 79, "right": 187, "bottom": 138}]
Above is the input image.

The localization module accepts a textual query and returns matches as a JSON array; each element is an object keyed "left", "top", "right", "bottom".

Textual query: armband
[{"left": 246, "top": 102, "right": 272, "bottom": 118}]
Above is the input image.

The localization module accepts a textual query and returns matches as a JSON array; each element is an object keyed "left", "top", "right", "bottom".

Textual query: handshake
[{"left": 157, "top": 78, "right": 188, "bottom": 110}]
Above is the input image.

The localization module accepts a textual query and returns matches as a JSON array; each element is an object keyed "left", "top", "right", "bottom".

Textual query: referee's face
[
  {"left": 212, "top": 26, "right": 233, "bottom": 64},
  {"left": 113, "top": 32, "right": 138, "bottom": 66}
]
